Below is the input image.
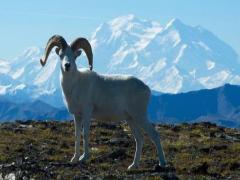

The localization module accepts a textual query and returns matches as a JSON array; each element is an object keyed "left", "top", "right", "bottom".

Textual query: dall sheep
[{"left": 40, "top": 35, "right": 166, "bottom": 169}]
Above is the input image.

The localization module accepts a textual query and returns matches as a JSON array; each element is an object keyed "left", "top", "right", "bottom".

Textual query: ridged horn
[
  {"left": 40, "top": 35, "right": 68, "bottom": 66},
  {"left": 70, "top": 38, "right": 93, "bottom": 70}
]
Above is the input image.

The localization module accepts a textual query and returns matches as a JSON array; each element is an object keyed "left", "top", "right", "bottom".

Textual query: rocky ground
[{"left": 0, "top": 120, "right": 239, "bottom": 179}]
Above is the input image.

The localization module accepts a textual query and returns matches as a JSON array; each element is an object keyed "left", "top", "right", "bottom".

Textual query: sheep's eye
[{"left": 59, "top": 53, "right": 64, "bottom": 59}]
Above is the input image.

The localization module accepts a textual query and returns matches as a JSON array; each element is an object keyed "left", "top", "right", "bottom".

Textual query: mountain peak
[
  {"left": 107, "top": 14, "right": 161, "bottom": 33},
  {"left": 109, "top": 14, "right": 137, "bottom": 27},
  {"left": 105, "top": 14, "right": 139, "bottom": 36},
  {"left": 123, "top": 14, "right": 135, "bottom": 20},
  {"left": 165, "top": 18, "right": 185, "bottom": 30},
  {"left": 112, "top": 14, "right": 136, "bottom": 22}
]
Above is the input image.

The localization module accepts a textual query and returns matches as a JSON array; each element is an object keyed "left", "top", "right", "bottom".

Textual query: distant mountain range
[
  {"left": 0, "top": 99, "right": 70, "bottom": 121},
  {"left": 149, "top": 84, "right": 240, "bottom": 128},
  {"left": 0, "top": 15, "right": 240, "bottom": 127},
  {"left": 0, "top": 84, "right": 239, "bottom": 128}
]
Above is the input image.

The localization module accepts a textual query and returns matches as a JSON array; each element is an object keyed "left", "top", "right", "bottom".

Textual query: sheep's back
[{"left": 92, "top": 74, "right": 150, "bottom": 120}]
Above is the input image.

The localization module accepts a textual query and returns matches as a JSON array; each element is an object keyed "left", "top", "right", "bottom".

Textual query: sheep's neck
[{"left": 61, "top": 68, "right": 78, "bottom": 97}]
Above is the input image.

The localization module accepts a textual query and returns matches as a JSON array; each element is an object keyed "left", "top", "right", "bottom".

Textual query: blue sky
[{"left": 0, "top": 0, "right": 239, "bottom": 60}]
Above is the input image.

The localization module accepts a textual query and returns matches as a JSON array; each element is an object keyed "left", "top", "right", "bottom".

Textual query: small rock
[
  {"left": 4, "top": 173, "right": 16, "bottom": 180},
  {"left": 23, "top": 176, "right": 29, "bottom": 180},
  {"left": 19, "top": 124, "right": 33, "bottom": 129},
  {"left": 57, "top": 174, "right": 63, "bottom": 180},
  {"left": 190, "top": 162, "right": 209, "bottom": 174},
  {"left": 224, "top": 135, "right": 240, "bottom": 142},
  {"left": 109, "top": 138, "right": 127, "bottom": 145}
]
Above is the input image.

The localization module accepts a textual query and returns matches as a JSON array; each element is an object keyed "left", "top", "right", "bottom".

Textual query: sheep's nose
[{"left": 65, "top": 63, "right": 70, "bottom": 71}]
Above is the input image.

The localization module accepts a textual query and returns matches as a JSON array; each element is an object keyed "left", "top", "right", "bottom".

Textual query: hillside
[
  {"left": 149, "top": 84, "right": 240, "bottom": 128},
  {"left": 0, "top": 120, "right": 239, "bottom": 179},
  {"left": 0, "top": 99, "right": 70, "bottom": 121},
  {"left": 1, "top": 84, "right": 240, "bottom": 128}
]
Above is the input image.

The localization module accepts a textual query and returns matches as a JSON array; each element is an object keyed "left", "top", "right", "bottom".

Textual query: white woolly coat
[{"left": 61, "top": 70, "right": 150, "bottom": 122}]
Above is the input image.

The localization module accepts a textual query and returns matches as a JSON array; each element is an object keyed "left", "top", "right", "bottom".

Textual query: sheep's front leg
[
  {"left": 79, "top": 118, "right": 90, "bottom": 162},
  {"left": 71, "top": 114, "right": 82, "bottom": 163},
  {"left": 127, "top": 120, "right": 143, "bottom": 169}
]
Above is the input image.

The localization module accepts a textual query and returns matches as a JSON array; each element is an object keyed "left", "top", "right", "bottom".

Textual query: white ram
[{"left": 40, "top": 35, "right": 166, "bottom": 169}]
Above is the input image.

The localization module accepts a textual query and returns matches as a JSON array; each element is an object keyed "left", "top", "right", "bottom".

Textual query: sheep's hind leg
[
  {"left": 139, "top": 118, "right": 166, "bottom": 167},
  {"left": 127, "top": 120, "right": 144, "bottom": 170},
  {"left": 71, "top": 114, "right": 82, "bottom": 163}
]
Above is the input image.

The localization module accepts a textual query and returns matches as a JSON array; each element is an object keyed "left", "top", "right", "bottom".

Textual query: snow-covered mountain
[
  {"left": 0, "top": 48, "right": 64, "bottom": 107},
  {"left": 91, "top": 15, "right": 240, "bottom": 93},
  {"left": 0, "top": 14, "right": 240, "bottom": 108}
]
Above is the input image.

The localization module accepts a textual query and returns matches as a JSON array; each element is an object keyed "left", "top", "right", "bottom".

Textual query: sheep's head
[{"left": 40, "top": 35, "right": 93, "bottom": 72}]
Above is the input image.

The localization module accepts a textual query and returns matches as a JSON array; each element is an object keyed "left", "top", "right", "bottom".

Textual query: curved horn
[
  {"left": 70, "top": 38, "right": 93, "bottom": 70},
  {"left": 40, "top": 35, "right": 68, "bottom": 66}
]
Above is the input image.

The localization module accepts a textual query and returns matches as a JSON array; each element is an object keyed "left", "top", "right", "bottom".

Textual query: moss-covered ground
[{"left": 0, "top": 120, "right": 239, "bottom": 179}]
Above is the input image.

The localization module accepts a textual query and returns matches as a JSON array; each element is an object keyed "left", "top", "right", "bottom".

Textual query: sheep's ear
[
  {"left": 55, "top": 47, "right": 60, "bottom": 55},
  {"left": 74, "top": 50, "right": 82, "bottom": 59}
]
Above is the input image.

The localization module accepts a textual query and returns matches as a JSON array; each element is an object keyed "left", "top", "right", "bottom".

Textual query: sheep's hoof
[
  {"left": 127, "top": 163, "right": 139, "bottom": 170},
  {"left": 70, "top": 155, "right": 80, "bottom": 163},
  {"left": 79, "top": 154, "right": 89, "bottom": 162},
  {"left": 159, "top": 161, "right": 167, "bottom": 167}
]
